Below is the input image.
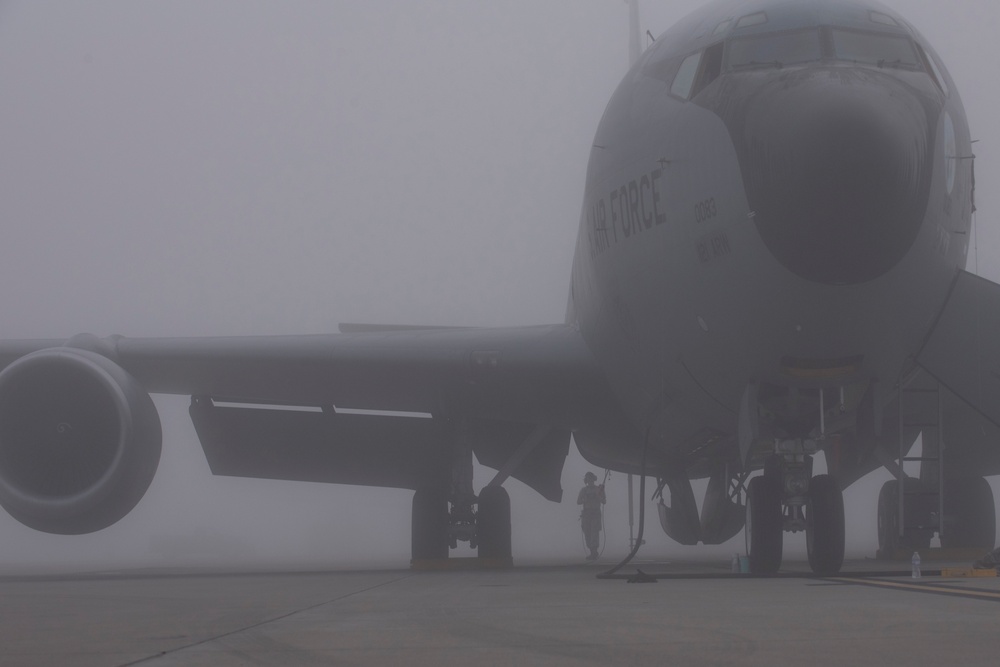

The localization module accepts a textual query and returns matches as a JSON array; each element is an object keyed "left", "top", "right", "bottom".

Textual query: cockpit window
[
  {"left": 916, "top": 42, "right": 949, "bottom": 95},
  {"left": 736, "top": 12, "right": 767, "bottom": 29},
  {"left": 830, "top": 30, "right": 921, "bottom": 69},
  {"left": 726, "top": 29, "right": 823, "bottom": 70},
  {"left": 869, "top": 11, "right": 899, "bottom": 27},
  {"left": 666, "top": 43, "right": 724, "bottom": 101},
  {"left": 713, "top": 19, "right": 733, "bottom": 36},
  {"left": 670, "top": 52, "right": 702, "bottom": 98}
]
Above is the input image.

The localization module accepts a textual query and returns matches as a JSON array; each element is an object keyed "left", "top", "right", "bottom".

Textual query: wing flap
[
  {"left": 189, "top": 401, "right": 571, "bottom": 500},
  {"left": 190, "top": 400, "right": 450, "bottom": 490}
]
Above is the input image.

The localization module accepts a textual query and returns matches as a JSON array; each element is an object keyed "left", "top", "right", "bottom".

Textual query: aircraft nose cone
[{"left": 732, "top": 72, "right": 934, "bottom": 284}]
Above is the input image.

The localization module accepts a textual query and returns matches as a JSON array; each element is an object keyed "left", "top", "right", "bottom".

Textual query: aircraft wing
[
  {"left": 0, "top": 324, "right": 605, "bottom": 419},
  {"left": 917, "top": 270, "right": 1000, "bottom": 427},
  {"left": 0, "top": 325, "right": 610, "bottom": 506}
]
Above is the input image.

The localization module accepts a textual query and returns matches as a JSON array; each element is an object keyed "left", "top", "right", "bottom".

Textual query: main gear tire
[
  {"left": 877, "top": 479, "right": 931, "bottom": 557},
  {"left": 477, "top": 486, "right": 512, "bottom": 562},
  {"left": 411, "top": 488, "right": 449, "bottom": 562},
  {"left": 943, "top": 476, "right": 996, "bottom": 549},
  {"left": 877, "top": 479, "right": 900, "bottom": 556}
]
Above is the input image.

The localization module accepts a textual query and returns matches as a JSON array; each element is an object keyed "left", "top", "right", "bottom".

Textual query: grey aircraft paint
[
  {"left": 571, "top": 0, "right": 971, "bottom": 463},
  {"left": 0, "top": 0, "right": 995, "bottom": 574}
]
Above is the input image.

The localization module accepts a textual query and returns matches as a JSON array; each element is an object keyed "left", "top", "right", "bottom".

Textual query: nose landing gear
[{"left": 745, "top": 441, "right": 845, "bottom": 575}]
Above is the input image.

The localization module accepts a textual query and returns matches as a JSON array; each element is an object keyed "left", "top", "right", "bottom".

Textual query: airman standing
[{"left": 578, "top": 471, "right": 606, "bottom": 560}]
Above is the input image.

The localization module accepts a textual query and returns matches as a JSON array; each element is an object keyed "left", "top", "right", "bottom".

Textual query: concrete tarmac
[{"left": 3, "top": 557, "right": 1000, "bottom": 666}]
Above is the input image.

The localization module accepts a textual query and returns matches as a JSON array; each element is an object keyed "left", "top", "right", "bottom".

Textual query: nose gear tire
[
  {"left": 746, "top": 475, "right": 783, "bottom": 574},
  {"left": 806, "top": 474, "right": 845, "bottom": 575}
]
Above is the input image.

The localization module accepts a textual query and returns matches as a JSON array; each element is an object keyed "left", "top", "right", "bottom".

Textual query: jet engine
[{"left": 0, "top": 347, "right": 161, "bottom": 534}]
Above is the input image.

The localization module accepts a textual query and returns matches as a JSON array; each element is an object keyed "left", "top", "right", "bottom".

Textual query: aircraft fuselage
[{"left": 568, "top": 0, "right": 975, "bottom": 477}]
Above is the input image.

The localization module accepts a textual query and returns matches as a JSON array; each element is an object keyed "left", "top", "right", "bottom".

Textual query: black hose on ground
[{"left": 596, "top": 426, "right": 651, "bottom": 579}]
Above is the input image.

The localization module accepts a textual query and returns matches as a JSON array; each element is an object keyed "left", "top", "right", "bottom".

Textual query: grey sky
[{"left": 0, "top": 1, "right": 997, "bottom": 571}]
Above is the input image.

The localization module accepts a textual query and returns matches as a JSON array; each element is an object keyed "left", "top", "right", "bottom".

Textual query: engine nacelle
[{"left": 0, "top": 347, "right": 161, "bottom": 534}]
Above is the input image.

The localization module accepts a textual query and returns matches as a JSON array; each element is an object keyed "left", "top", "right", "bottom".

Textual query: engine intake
[{"left": 0, "top": 348, "right": 161, "bottom": 534}]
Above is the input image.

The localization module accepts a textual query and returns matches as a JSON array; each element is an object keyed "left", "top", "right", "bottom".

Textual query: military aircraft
[{"left": 0, "top": 0, "right": 993, "bottom": 575}]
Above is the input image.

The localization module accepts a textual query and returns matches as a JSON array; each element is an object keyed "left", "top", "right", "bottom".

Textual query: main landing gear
[
  {"left": 411, "top": 488, "right": 449, "bottom": 561},
  {"left": 476, "top": 486, "right": 512, "bottom": 561},
  {"left": 410, "top": 420, "right": 514, "bottom": 564},
  {"left": 745, "top": 442, "right": 845, "bottom": 575},
  {"left": 410, "top": 486, "right": 513, "bottom": 563},
  {"left": 876, "top": 476, "right": 995, "bottom": 555}
]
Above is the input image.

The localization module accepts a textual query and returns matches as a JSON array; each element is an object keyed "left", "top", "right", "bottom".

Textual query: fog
[{"left": 0, "top": 1, "right": 997, "bottom": 573}]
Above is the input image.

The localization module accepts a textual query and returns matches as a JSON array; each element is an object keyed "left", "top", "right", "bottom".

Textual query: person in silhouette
[{"left": 577, "top": 471, "right": 606, "bottom": 560}]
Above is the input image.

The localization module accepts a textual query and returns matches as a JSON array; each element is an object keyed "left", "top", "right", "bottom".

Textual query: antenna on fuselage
[{"left": 626, "top": 0, "right": 641, "bottom": 66}]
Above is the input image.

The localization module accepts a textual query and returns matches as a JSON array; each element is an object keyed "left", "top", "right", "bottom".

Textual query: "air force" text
[{"left": 588, "top": 168, "right": 667, "bottom": 258}]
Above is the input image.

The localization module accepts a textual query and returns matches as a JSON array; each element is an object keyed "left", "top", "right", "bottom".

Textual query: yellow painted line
[{"left": 835, "top": 577, "right": 1000, "bottom": 602}]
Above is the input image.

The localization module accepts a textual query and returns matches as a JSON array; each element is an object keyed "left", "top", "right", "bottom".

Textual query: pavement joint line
[
  {"left": 833, "top": 576, "right": 1000, "bottom": 602},
  {"left": 595, "top": 569, "right": 926, "bottom": 581},
  {"left": 114, "top": 573, "right": 414, "bottom": 667}
]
